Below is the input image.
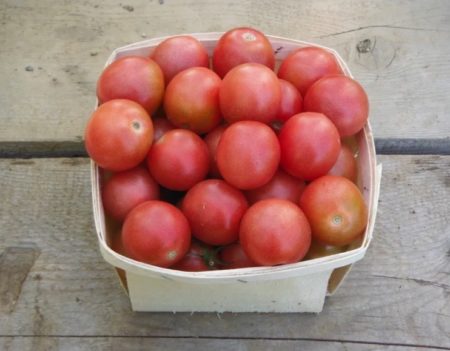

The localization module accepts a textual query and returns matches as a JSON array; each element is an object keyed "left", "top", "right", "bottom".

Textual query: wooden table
[{"left": 1, "top": 1, "right": 449, "bottom": 350}]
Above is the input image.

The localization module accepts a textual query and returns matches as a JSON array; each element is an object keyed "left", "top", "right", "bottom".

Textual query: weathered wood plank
[
  {"left": 0, "top": 337, "right": 446, "bottom": 351},
  {"left": 0, "top": 156, "right": 448, "bottom": 348},
  {"left": 0, "top": 0, "right": 449, "bottom": 145}
]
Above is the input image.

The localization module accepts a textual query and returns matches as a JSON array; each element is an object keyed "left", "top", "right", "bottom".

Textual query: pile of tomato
[{"left": 84, "top": 27, "right": 369, "bottom": 271}]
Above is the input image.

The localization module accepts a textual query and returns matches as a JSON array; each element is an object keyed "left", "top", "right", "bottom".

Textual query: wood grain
[
  {"left": 0, "top": 337, "right": 446, "bottom": 351},
  {"left": 0, "top": 0, "right": 449, "bottom": 146},
  {"left": 0, "top": 156, "right": 448, "bottom": 348}
]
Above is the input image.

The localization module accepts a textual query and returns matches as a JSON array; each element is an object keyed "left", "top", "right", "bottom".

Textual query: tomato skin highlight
[
  {"left": 85, "top": 99, "right": 154, "bottom": 172},
  {"left": 279, "top": 112, "right": 341, "bottom": 181},
  {"left": 216, "top": 121, "right": 280, "bottom": 190},
  {"left": 97, "top": 56, "right": 165, "bottom": 115},
  {"left": 304, "top": 75, "right": 369, "bottom": 137},
  {"left": 213, "top": 27, "right": 275, "bottom": 78},
  {"left": 122, "top": 201, "right": 191, "bottom": 268},
  {"left": 147, "top": 129, "right": 210, "bottom": 191},
  {"left": 239, "top": 199, "right": 312, "bottom": 266},
  {"left": 299, "top": 175, "right": 368, "bottom": 246}
]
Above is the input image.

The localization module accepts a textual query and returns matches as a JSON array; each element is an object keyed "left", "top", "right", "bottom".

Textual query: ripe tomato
[
  {"left": 212, "top": 27, "right": 275, "bottom": 78},
  {"left": 203, "top": 125, "right": 226, "bottom": 178},
  {"left": 304, "top": 75, "right": 369, "bottom": 137},
  {"left": 278, "top": 46, "right": 342, "bottom": 96},
  {"left": 96, "top": 56, "right": 164, "bottom": 115},
  {"left": 102, "top": 166, "right": 160, "bottom": 221},
  {"left": 85, "top": 99, "right": 153, "bottom": 171},
  {"left": 275, "top": 79, "right": 303, "bottom": 124},
  {"left": 245, "top": 169, "right": 306, "bottom": 205},
  {"left": 181, "top": 179, "right": 248, "bottom": 245},
  {"left": 172, "top": 241, "right": 218, "bottom": 271},
  {"left": 218, "top": 243, "right": 257, "bottom": 269},
  {"left": 279, "top": 112, "right": 340, "bottom": 181},
  {"left": 216, "top": 121, "right": 280, "bottom": 190},
  {"left": 299, "top": 175, "right": 368, "bottom": 246},
  {"left": 305, "top": 241, "right": 346, "bottom": 260},
  {"left": 151, "top": 35, "right": 209, "bottom": 83},
  {"left": 239, "top": 199, "right": 311, "bottom": 266},
  {"left": 219, "top": 63, "right": 281, "bottom": 124},
  {"left": 122, "top": 201, "right": 191, "bottom": 267},
  {"left": 328, "top": 144, "right": 357, "bottom": 182},
  {"left": 164, "top": 67, "right": 222, "bottom": 134},
  {"left": 147, "top": 129, "right": 209, "bottom": 191},
  {"left": 152, "top": 116, "right": 175, "bottom": 142}
]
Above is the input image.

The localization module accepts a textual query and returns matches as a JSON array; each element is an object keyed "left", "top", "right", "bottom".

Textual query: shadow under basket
[{"left": 90, "top": 33, "right": 382, "bottom": 313}]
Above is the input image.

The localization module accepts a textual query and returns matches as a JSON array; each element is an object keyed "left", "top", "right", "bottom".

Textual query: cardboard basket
[{"left": 90, "top": 33, "right": 382, "bottom": 313}]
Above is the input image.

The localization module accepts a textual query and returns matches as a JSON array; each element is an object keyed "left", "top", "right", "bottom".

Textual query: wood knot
[{"left": 356, "top": 38, "right": 373, "bottom": 53}]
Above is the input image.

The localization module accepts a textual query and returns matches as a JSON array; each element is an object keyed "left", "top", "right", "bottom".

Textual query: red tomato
[
  {"left": 304, "top": 75, "right": 369, "bottom": 137},
  {"left": 279, "top": 112, "right": 340, "bottom": 181},
  {"left": 151, "top": 35, "right": 209, "bottom": 83},
  {"left": 97, "top": 56, "right": 164, "bottom": 115},
  {"left": 122, "top": 201, "right": 191, "bottom": 267},
  {"left": 102, "top": 166, "right": 160, "bottom": 221},
  {"left": 245, "top": 169, "right": 306, "bottom": 205},
  {"left": 85, "top": 99, "right": 153, "bottom": 171},
  {"left": 212, "top": 27, "right": 275, "bottom": 78},
  {"left": 172, "top": 241, "right": 218, "bottom": 271},
  {"left": 147, "top": 129, "right": 209, "bottom": 191},
  {"left": 219, "top": 63, "right": 281, "bottom": 124},
  {"left": 164, "top": 67, "right": 222, "bottom": 134},
  {"left": 275, "top": 79, "right": 303, "bottom": 123},
  {"left": 239, "top": 199, "right": 311, "bottom": 266},
  {"left": 152, "top": 117, "right": 175, "bottom": 142},
  {"left": 305, "top": 241, "right": 346, "bottom": 260},
  {"left": 328, "top": 144, "right": 357, "bottom": 182},
  {"left": 216, "top": 121, "right": 280, "bottom": 190},
  {"left": 182, "top": 179, "right": 248, "bottom": 245},
  {"left": 278, "top": 46, "right": 342, "bottom": 96},
  {"left": 203, "top": 125, "right": 226, "bottom": 178},
  {"left": 299, "top": 175, "right": 368, "bottom": 246},
  {"left": 218, "top": 243, "right": 257, "bottom": 269}
]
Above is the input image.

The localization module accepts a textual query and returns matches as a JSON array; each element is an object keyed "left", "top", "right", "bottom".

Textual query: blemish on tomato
[{"left": 242, "top": 32, "right": 256, "bottom": 41}]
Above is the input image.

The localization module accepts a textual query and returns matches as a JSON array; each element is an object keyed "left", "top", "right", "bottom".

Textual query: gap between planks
[
  {"left": 0, "top": 138, "right": 450, "bottom": 158},
  {"left": 0, "top": 335, "right": 448, "bottom": 350}
]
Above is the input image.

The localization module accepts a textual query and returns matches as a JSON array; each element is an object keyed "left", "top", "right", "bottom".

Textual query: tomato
[
  {"left": 147, "top": 129, "right": 209, "bottom": 191},
  {"left": 219, "top": 63, "right": 281, "bottom": 124},
  {"left": 203, "top": 125, "right": 226, "bottom": 178},
  {"left": 122, "top": 201, "right": 191, "bottom": 267},
  {"left": 212, "top": 27, "right": 275, "bottom": 78},
  {"left": 328, "top": 144, "right": 357, "bottom": 182},
  {"left": 239, "top": 199, "right": 311, "bottom": 266},
  {"left": 96, "top": 56, "right": 164, "bottom": 115},
  {"left": 102, "top": 166, "right": 160, "bottom": 221},
  {"left": 245, "top": 169, "right": 306, "bottom": 205},
  {"left": 275, "top": 79, "right": 303, "bottom": 123},
  {"left": 304, "top": 75, "right": 369, "bottom": 137},
  {"left": 181, "top": 179, "right": 248, "bottom": 245},
  {"left": 152, "top": 117, "right": 175, "bottom": 142},
  {"left": 85, "top": 99, "right": 153, "bottom": 171},
  {"left": 151, "top": 35, "right": 209, "bottom": 83},
  {"left": 216, "top": 121, "right": 280, "bottom": 190},
  {"left": 218, "top": 243, "right": 257, "bottom": 269},
  {"left": 279, "top": 112, "right": 340, "bottom": 181},
  {"left": 278, "top": 46, "right": 342, "bottom": 96},
  {"left": 164, "top": 67, "right": 222, "bottom": 134},
  {"left": 172, "top": 241, "right": 218, "bottom": 271},
  {"left": 299, "top": 175, "right": 368, "bottom": 246},
  {"left": 305, "top": 241, "right": 346, "bottom": 260}
]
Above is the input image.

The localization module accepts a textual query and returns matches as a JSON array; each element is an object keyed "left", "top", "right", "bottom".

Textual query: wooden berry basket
[{"left": 90, "top": 33, "right": 382, "bottom": 313}]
